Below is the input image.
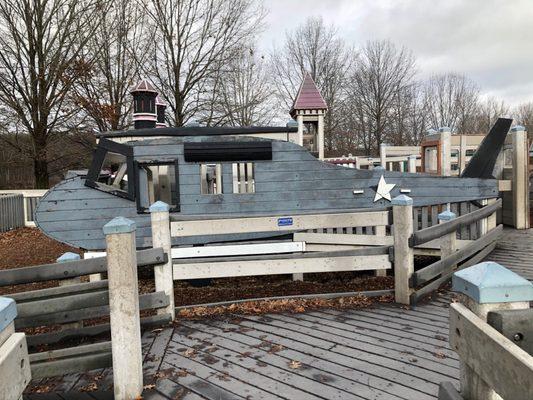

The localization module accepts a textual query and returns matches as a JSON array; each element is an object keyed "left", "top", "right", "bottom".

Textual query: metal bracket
[{"left": 487, "top": 308, "right": 533, "bottom": 356}]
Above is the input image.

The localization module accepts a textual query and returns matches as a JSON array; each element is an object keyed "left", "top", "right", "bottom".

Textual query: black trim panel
[{"left": 184, "top": 141, "right": 272, "bottom": 162}]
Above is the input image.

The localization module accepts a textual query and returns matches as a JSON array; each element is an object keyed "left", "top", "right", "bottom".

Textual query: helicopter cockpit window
[
  {"left": 135, "top": 161, "right": 180, "bottom": 212},
  {"left": 84, "top": 138, "right": 135, "bottom": 200},
  {"left": 200, "top": 164, "right": 223, "bottom": 194}
]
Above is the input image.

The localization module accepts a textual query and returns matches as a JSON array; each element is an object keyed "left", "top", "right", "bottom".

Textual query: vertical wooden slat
[
  {"left": 215, "top": 164, "right": 223, "bottom": 194},
  {"left": 421, "top": 207, "right": 429, "bottom": 229},
  {"left": 232, "top": 163, "right": 238, "bottom": 193}
]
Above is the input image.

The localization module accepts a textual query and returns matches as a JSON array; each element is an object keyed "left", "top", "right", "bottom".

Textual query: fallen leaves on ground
[
  {"left": 288, "top": 360, "right": 302, "bottom": 369},
  {"left": 176, "top": 294, "right": 391, "bottom": 319}
]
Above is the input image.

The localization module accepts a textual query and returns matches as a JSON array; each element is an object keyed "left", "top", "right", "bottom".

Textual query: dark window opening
[
  {"left": 84, "top": 138, "right": 135, "bottom": 200},
  {"left": 200, "top": 164, "right": 222, "bottom": 194},
  {"left": 135, "top": 160, "right": 180, "bottom": 212}
]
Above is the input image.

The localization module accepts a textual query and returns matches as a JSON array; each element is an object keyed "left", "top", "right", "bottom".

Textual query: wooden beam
[
  {"left": 411, "top": 199, "right": 501, "bottom": 246},
  {"left": 412, "top": 225, "right": 502, "bottom": 287},
  {"left": 450, "top": 303, "right": 533, "bottom": 400},
  {"left": 294, "top": 232, "right": 393, "bottom": 246},
  {"left": 171, "top": 211, "right": 390, "bottom": 237},
  {"left": 173, "top": 254, "right": 391, "bottom": 280},
  {"left": 15, "top": 291, "right": 169, "bottom": 329},
  {"left": 26, "top": 314, "right": 171, "bottom": 347},
  {"left": 8, "top": 280, "right": 109, "bottom": 303},
  {"left": 0, "top": 247, "right": 166, "bottom": 286}
]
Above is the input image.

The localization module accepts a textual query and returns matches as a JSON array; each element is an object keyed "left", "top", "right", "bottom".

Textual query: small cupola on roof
[
  {"left": 131, "top": 79, "right": 158, "bottom": 129},
  {"left": 155, "top": 95, "right": 167, "bottom": 128},
  {"left": 289, "top": 72, "right": 327, "bottom": 159}
]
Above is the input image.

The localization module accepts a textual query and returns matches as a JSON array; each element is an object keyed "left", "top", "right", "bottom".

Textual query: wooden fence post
[
  {"left": 392, "top": 195, "right": 414, "bottom": 305},
  {"left": 149, "top": 201, "right": 175, "bottom": 320},
  {"left": 438, "top": 210, "right": 456, "bottom": 268},
  {"left": 103, "top": 217, "right": 143, "bottom": 400},
  {"left": 439, "top": 127, "right": 451, "bottom": 176},
  {"left": 452, "top": 262, "right": 533, "bottom": 400},
  {"left": 57, "top": 252, "right": 83, "bottom": 330},
  {"left": 57, "top": 252, "right": 82, "bottom": 286},
  {"left": 407, "top": 155, "right": 417, "bottom": 173},
  {"left": 511, "top": 125, "right": 529, "bottom": 230}
]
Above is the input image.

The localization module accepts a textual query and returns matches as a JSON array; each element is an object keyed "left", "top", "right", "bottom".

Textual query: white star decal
[{"left": 373, "top": 175, "right": 396, "bottom": 202}]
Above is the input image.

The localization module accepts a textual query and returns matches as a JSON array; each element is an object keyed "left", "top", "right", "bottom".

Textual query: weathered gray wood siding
[{"left": 35, "top": 137, "right": 499, "bottom": 250}]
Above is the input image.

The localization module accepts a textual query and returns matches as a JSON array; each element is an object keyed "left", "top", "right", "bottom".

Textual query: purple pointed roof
[
  {"left": 290, "top": 72, "right": 327, "bottom": 115},
  {"left": 155, "top": 95, "right": 166, "bottom": 106},
  {"left": 131, "top": 79, "right": 157, "bottom": 94}
]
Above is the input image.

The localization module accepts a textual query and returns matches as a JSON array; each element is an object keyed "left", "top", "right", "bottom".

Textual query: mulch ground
[{"left": 1, "top": 228, "right": 395, "bottom": 304}]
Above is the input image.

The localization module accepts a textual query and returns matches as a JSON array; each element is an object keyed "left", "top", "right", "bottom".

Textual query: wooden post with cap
[
  {"left": 392, "top": 194, "right": 414, "bottom": 305},
  {"left": 103, "top": 216, "right": 143, "bottom": 400}
]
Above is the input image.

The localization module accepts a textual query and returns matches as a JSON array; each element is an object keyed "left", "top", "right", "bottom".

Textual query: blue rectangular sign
[{"left": 277, "top": 217, "right": 293, "bottom": 227}]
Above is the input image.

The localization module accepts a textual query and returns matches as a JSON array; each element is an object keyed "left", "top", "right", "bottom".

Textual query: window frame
[
  {"left": 134, "top": 159, "right": 181, "bottom": 213},
  {"left": 84, "top": 138, "right": 135, "bottom": 201}
]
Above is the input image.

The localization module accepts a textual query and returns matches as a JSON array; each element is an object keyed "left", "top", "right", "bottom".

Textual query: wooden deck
[
  {"left": 26, "top": 292, "right": 459, "bottom": 400},
  {"left": 484, "top": 227, "right": 533, "bottom": 280}
]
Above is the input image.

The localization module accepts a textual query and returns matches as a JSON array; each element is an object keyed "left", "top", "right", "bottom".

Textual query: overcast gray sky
[{"left": 258, "top": 0, "right": 533, "bottom": 106}]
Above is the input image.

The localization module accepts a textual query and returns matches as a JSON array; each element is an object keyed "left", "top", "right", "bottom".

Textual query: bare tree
[
  {"left": 141, "top": 0, "right": 265, "bottom": 126},
  {"left": 71, "top": 0, "right": 146, "bottom": 131},
  {"left": 202, "top": 48, "right": 274, "bottom": 126},
  {"left": 0, "top": 0, "right": 99, "bottom": 188},
  {"left": 514, "top": 102, "right": 533, "bottom": 137},
  {"left": 470, "top": 97, "right": 510, "bottom": 133},
  {"left": 345, "top": 40, "right": 417, "bottom": 154},
  {"left": 423, "top": 73, "right": 480, "bottom": 134},
  {"left": 270, "top": 17, "right": 352, "bottom": 150}
]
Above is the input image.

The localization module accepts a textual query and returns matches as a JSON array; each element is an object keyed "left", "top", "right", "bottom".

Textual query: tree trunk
[{"left": 33, "top": 142, "right": 49, "bottom": 189}]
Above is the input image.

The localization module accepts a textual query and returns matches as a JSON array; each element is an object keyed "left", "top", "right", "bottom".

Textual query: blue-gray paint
[
  {"left": 452, "top": 261, "right": 533, "bottom": 304},
  {"left": 438, "top": 210, "right": 456, "bottom": 221},
  {"left": 392, "top": 194, "right": 413, "bottom": 206},
  {"left": 34, "top": 136, "right": 500, "bottom": 250},
  {"left": 57, "top": 252, "right": 81, "bottom": 263},
  {"left": 149, "top": 201, "right": 170, "bottom": 213},
  {"left": 0, "top": 296, "right": 17, "bottom": 332},
  {"left": 103, "top": 216, "right": 136, "bottom": 235}
]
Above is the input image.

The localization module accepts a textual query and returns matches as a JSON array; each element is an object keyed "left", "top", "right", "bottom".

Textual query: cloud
[{"left": 259, "top": 0, "right": 533, "bottom": 106}]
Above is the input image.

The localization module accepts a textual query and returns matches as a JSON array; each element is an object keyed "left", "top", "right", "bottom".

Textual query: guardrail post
[
  {"left": 452, "top": 262, "right": 533, "bottom": 399},
  {"left": 392, "top": 195, "right": 414, "bottom": 305},
  {"left": 150, "top": 201, "right": 175, "bottom": 321},
  {"left": 511, "top": 125, "right": 529, "bottom": 230},
  {"left": 103, "top": 217, "right": 143, "bottom": 400},
  {"left": 438, "top": 210, "right": 456, "bottom": 268},
  {"left": 407, "top": 155, "right": 417, "bottom": 173}
]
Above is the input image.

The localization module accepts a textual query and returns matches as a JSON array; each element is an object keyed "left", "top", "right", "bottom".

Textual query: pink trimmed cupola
[
  {"left": 131, "top": 79, "right": 158, "bottom": 129},
  {"left": 289, "top": 72, "right": 327, "bottom": 159}
]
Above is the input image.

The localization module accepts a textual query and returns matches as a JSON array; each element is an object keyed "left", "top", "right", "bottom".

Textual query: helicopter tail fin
[{"left": 460, "top": 117, "right": 513, "bottom": 179}]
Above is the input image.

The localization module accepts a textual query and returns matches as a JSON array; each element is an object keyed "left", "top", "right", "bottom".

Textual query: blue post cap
[
  {"left": 149, "top": 201, "right": 170, "bottom": 213},
  {"left": 57, "top": 252, "right": 80, "bottom": 263},
  {"left": 438, "top": 210, "right": 456, "bottom": 221},
  {"left": 426, "top": 128, "right": 437, "bottom": 135},
  {"left": 511, "top": 125, "right": 526, "bottom": 132},
  {"left": 452, "top": 261, "right": 533, "bottom": 304},
  {"left": 103, "top": 216, "right": 136, "bottom": 235},
  {"left": 374, "top": 166, "right": 385, "bottom": 171},
  {"left": 439, "top": 126, "right": 451, "bottom": 133},
  {"left": 0, "top": 297, "right": 17, "bottom": 332},
  {"left": 392, "top": 194, "right": 413, "bottom": 206}
]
